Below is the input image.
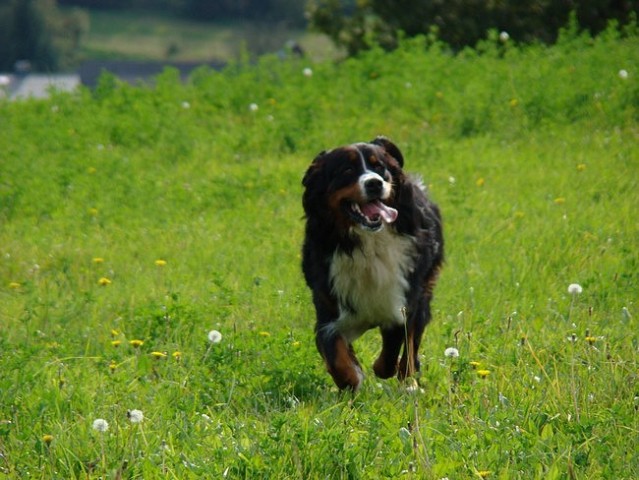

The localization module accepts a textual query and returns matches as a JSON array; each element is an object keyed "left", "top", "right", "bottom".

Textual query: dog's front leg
[{"left": 315, "top": 325, "right": 364, "bottom": 391}]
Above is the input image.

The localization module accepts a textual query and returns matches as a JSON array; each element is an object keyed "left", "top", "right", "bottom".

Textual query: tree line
[{"left": 1, "top": 0, "right": 637, "bottom": 72}]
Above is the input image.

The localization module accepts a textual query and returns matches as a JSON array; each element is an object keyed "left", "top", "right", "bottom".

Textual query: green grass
[
  {"left": 75, "top": 9, "right": 341, "bottom": 62},
  {"left": 1, "top": 26, "right": 638, "bottom": 479}
]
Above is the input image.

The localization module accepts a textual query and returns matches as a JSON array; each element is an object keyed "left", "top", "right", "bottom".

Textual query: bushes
[{"left": 307, "top": 0, "right": 639, "bottom": 54}]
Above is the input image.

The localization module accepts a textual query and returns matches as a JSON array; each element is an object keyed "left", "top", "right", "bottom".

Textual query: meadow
[{"left": 1, "top": 24, "right": 638, "bottom": 479}]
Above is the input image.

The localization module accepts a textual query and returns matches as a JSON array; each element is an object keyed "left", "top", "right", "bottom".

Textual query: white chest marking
[{"left": 329, "top": 228, "right": 417, "bottom": 342}]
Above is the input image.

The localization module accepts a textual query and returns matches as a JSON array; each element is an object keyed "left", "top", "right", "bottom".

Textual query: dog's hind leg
[
  {"left": 398, "top": 302, "right": 430, "bottom": 380},
  {"left": 373, "top": 326, "right": 404, "bottom": 379}
]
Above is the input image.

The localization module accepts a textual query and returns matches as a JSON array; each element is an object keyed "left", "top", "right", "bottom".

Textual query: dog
[{"left": 302, "top": 136, "right": 444, "bottom": 390}]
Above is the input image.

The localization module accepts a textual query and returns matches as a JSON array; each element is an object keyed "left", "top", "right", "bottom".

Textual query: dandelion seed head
[
  {"left": 444, "top": 347, "right": 459, "bottom": 358},
  {"left": 249, "top": 103, "right": 259, "bottom": 112},
  {"left": 92, "top": 418, "right": 109, "bottom": 432},
  {"left": 568, "top": 283, "right": 583, "bottom": 294},
  {"left": 303, "top": 67, "right": 313, "bottom": 77},
  {"left": 127, "top": 409, "right": 144, "bottom": 423},
  {"left": 619, "top": 69, "right": 629, "bottom": 79},
  {"left": 499, "top": 31, "right": 510, "bottom": 42},
  {"left": 208, "top": 330, "right": 222, "bottom": 344}
]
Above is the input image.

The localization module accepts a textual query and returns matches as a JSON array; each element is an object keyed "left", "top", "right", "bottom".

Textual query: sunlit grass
[{"left": 0, "top": 26, "right": 638, "bottom": 478}]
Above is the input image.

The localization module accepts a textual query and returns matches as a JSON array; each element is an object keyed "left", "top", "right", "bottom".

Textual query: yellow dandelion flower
[
  {"left": 9, "top": 282, "right": 21, "bottom": 289},
  {"left": 477, "top": 470, "right": 492, "bottom": 478},
  {"left": 576, "top": 163, "right": 586, "bottom": 171},
  {"left": 477, "top": 369, "right": 491, "bottom": 378},
  {"left": 111, "top": 329, "right": 119, "bottom": 337},
  {"left": 155, "top": 259, "right": 167, "bottom": 267},
  {"left": 111, "top": 340, "right": 121, "bottom": 347},
  {"left": 93, "top": 257, "right": 104, "bottom": 264},
  {"left": 585, "top": 336, "right": 596, "bottom": 345},
  {"left": 172, "top": 351, "right": 182, "bottom": 360},
  {"left": 258, "top": 331, "right": 271, "bottom": 337},
  {"left": 514, "top": 211, "right": 525, "bottom": 219},
  {"left": 129, "top": 339, "right": 144, "bottom": 348},
  {"left": 88, "top": 208, "right": 99, "bottom": 216},
  {"left": 42, "top": 434, "right": 54, "bottom": 445},
  {"left": 553, "top": 197, "right": 566, "bottom": 204},
  {"left": 98, "top": 277, "right": 111, "bottom": 286},
  {"left": 292, "top": 341, "right": 301, "bottom": 348},
  {"left": 509, "top": 98, "right": 519, "bottom": 107},
  {"left": 476, "top": 177, "right": 485, "bottom": 187},
  {"left": 151, "top": 351, "right": 167, "bottom": 359},
  {"left": 87, "top": 166, "right": 97, "bottom": 174},
  {"left": 470, "top": 361, "right": 481, "bottom": 369},
  {"left": 109, "top": 360, "right": 117, "bottom": 373},
  {"left": 435, "top": 91, "right": 444, "bottom": 99}
]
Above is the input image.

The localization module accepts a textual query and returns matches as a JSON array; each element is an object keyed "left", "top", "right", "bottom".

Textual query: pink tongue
[{"left": 362, "top": 201, "right": 398, "bottom": 223}]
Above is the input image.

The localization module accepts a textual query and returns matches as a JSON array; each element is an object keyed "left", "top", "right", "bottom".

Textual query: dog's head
[{"left": 303, "top": 137, "right": 405, "bottom": 233}]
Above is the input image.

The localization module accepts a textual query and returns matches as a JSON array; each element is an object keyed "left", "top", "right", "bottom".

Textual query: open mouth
[{"left": 346, "top": 200, "right": 398, "bottom": 231}]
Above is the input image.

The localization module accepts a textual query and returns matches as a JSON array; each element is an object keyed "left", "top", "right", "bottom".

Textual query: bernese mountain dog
[{"left": 302, "top": 137, "right": 444, "bottom": 390}]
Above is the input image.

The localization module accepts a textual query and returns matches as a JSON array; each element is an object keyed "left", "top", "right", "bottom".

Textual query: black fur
[{"left": 302, "top": 137, "right": 443, "bottom": 390}]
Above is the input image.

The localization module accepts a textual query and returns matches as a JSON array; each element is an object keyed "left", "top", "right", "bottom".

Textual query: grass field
[
  {"left": 75, "top": 9, "right": 341, "bottom": 62},
  {"left": 1, "top": 24, "right": 638, "bottom": 478}
]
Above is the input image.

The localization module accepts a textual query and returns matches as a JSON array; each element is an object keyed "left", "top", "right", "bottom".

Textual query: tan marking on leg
[{"left": 329, "top": 336, "right": 363, "bottom": 390}]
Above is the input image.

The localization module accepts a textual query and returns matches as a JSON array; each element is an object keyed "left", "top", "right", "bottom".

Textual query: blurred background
[{"left": 0, "top": 0, "right": 637, "bottom": 91}]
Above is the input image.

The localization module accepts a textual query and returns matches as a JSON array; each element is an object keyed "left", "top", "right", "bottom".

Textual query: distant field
[{"left": 76, "top": 9, "right": 341, "bottom": 62}]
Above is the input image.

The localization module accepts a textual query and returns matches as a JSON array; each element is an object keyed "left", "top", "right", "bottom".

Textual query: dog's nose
[{"left": 364, "top": 178, "right": 383, "bottom": 197}]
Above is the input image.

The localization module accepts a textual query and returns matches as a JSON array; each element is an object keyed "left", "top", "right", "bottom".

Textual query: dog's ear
[
  {"left": 302, "top": 150, "right": 327, "bottom": 188},
  {"left": 371, "top": 136, "right": 404, "bottom": 168}
]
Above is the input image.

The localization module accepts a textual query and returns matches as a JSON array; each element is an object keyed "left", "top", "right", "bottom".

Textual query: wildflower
[
  {"left": 93, "top": 257, "right": 104, "bottom": 264},
  {"left": 129, "top": 339, "right": 144, "bottom": 348},
  {"left": 111, "top": 340, "right": 121, "bottom": 347},
  {"left": 258, "top": 331, "right": 271, "bottom": 337},
  {"left": 249, "top": 103, "right": 259, "bottom": 112},
  {"left": 585, "top": 336, "right": 596, "bottom": 345},
  {"left": 42, "top": 434, "right": 54, "bottom": 445},
  {"left": 477, "top": 470, "right": 492, "bottom": 478},
  {"left": 207, "top": 330, "right": 222, "bottom": 344},
  {"left": 567, "top": 333, "right": 577, "bottom": 343},
  {"left": 110, "top": 329, "right": 119, "bottom": 337},
  {"left": 181, "top": 101, "right": 190, "bottom": 109},
  {"left": 470, "top": 361, "right": 481, "bottom": 369},
  {"left": 127, "top": 409, "right": 144, "bottom": 423},
  {"left": 155, "top": 259, "right": 167, "bottom": 267},
  {"left": 92, "top": 419, "right": 109, "bottom": 433},
  {"left": 477, "top": 369, "right": 490, "bottom": 379},
  {"left": 448, "top": 176, "right": 456, "bottom": 185},
  {"left": 476, "top": 178, "right": 485, "bottom": 187},
  {"left": 553, "top": 197, "right": 565, "bottom": 204},
  {"left": 499, "top": 31, "right": 510, "bottom": 42},
  {"left": 98, "top": 277, "right": 111, "bottom": 286},
  {"left": 109, "top": 360, "right": 117, "bottom": 373},
  {"left": 568, "top": 283, "right": 583, "bottom": 294},
  {"left": 292, "top": 341, "right": 301, "bottom": 348},
  {"left": 618, "top": 69, "right": 629, "bottom": 79},
  {"left": 303, "top": 67, "right": 313, "bottom": 77},
  {"left": 88, "top": 166, "right": 97, "bottom": 174},
  {"left": 576, "top": 163, "right": 586, "bottom": 172},
  {"left": 533, "top": 375, "right": 541, "bottom": 383},
  {"left": 151, "top": 351, "right": 167, "bottom": 359},
  {"left": 509, "top": 98, "right": 519, "bottom": 108},
  {"left": 89, "top": 208, "right": 99, "bottom": 216},
  {"left": 172, "top": 351, "right": 182, "bottom": 360},
  {"left": 9, "top": 282, "right": 20, "bottom": 289},
  {"left": 444, "top": 347, "right": 460, "bottom": 358}
]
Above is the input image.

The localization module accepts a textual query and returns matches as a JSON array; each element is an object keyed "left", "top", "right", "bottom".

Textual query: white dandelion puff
[
  {"left": 567, "top": 283, "right": 583, "bottom": 294},
  {"left": 302, "top": 67, "right": 313, "bottom": 77},
  {"left": 444, "top": 347, "right": 459, "bottom": 358},
  {"left": 208, "top": 330, "right": 222, "bottom": 344},
  {"left": 127, "top": 409, "right": 144, "bottom": 423},
  {"left": 618, "top": 69, "right": 629, "bottom": 79},
  {"left": 499, "top": 31, "right": 510, "bottom": 42},
  {"left": 92, "top": 419, "right": 109, "bottom": 432},
  {"left": 249, "top": 103, "right": 259, "bottom": 112}
]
